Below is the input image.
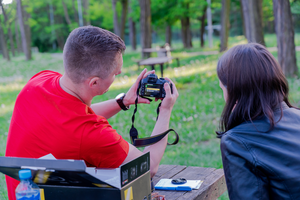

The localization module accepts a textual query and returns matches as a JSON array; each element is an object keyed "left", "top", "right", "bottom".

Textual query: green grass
[{"left": 1, "top": 34, "right": 300, "bottom": 200}]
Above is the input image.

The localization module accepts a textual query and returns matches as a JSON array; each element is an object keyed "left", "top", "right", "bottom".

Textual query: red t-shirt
[{"left": 5, "top": 70, "right": 129, "bottom": 200}]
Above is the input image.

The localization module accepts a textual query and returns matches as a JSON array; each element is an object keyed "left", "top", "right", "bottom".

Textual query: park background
[{"left": 0, "top": 0, "right": 300, "bottom": 199}]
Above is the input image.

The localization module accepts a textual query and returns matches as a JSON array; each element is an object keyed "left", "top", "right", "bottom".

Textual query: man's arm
[
  {"left": 122, "top": 78, "right": 178, "bottom": 178},
  {"left": 90, "top": 99, "right": 123, "bottom": 119}
]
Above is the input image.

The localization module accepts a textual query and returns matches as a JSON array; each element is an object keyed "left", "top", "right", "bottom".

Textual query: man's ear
[{"left": 88, "top": 77, "right": 100, "bottom": 88}]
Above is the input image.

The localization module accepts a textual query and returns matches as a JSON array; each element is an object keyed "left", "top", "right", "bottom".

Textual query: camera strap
[{"left": 129, "top": 86, "right": 179, "bottom": 147}]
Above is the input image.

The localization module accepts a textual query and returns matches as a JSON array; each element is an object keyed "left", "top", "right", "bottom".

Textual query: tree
[
  {"left": 62, "top": 0, "right": 80, "bottom": 32},
  {"left": 128, "top": 0, "right": 136, "bottom": 50},
  {"left": 139, "top": 0, "right": 151, "bottom": 58},
  {"left": 199, "top": 5, "right": 207, "bottom": 48},
  {"left": 72, "top": 0, "right": 79, "bottom": 25},
  {"left": 241, "top": 0, "right": 265, "bottom": 45},
  {"left": 0, "top": 0, "right": 15, "bottom": 57},
  {"left": 15, "top": 17, "right": 22, "bottom": 53},
  {"left": 273, "top": 0, "right": 298, "bottom": 77},
  {"left": 180, "top": 2, "right": 192, "bottom": 48},
  {"left": 112, "top": 0, "right": 128, "bottom": 40},
  {"left": 82, "top": 0, "right": 90, "bottom": 25},
  {"left": 112, "top": 0, "right": 120, "bottom": 37},
  {"left": 165, "top": 25, "right": 171, "bottom": 46},
  {"left": 220, "top": 0, "right": 230, "bottom": 52},
  {"left": 151, "top": 0, "right": 178, "bottom": 47},
  {"left": 62, "top": 0, "right": 72, "bottom": 25},
  {"left": 17, "top": 0, "right": 31, "bottom": 60},
  {"left": 0, "top": 17, "right": 10, "bottom": 61},
  {"left": 120, "top": 0, "right": 128, "bottom": 40}
]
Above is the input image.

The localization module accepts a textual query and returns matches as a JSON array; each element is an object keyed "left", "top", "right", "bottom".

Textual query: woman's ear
[{"left": 219, "top": 80, "right": 228, "bottom": 102}]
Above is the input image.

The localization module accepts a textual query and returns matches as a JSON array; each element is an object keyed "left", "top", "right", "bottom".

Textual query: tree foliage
[{"left": 0, "top": 0, "right": 299, "bottom": 54}]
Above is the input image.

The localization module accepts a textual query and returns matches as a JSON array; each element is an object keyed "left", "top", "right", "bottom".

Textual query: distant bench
[{"left": 136, "top": 47, "right": 180, "bottom": 77}]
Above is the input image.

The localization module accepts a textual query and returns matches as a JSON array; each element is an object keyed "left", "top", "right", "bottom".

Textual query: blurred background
[
  {"left": 0, "top": 0, "right": 298, "bottom": 56},
  {"left": 0, "top": 0, "right": 300, "bottom": 199}
]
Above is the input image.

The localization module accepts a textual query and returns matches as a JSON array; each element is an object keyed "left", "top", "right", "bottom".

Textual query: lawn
[{"left": 1, "top": 34, "right": 300, "bottom": 200}]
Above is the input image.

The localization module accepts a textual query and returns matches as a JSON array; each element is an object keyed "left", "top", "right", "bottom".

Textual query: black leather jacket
[{"left": 221, "top": 103, "right": 300, "bottom": 200}]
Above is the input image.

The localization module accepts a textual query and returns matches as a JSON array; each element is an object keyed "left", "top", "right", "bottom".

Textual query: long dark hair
[{"left": 216, "top": 43, "right": 294, "bottom": 136}]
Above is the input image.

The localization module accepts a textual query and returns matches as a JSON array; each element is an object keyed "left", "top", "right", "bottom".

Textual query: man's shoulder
[{"left": 30, "top": 70, "right": 61, "bottom": 81}]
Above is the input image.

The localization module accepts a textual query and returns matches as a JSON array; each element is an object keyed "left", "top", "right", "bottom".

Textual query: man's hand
[
  {"left": 123, "top": 68, "right": 155, "bottom": 106},
  {"left": 157, "top": 78, "right": 179, "bottom": 112}
]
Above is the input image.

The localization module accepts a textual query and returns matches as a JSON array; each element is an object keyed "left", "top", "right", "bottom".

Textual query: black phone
[{"left": 171, "top": 178, "right": 187, "bottom": 185}]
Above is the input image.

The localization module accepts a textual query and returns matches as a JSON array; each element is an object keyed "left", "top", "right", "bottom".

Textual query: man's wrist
[
  {"left": 158, "top": 108, "right": 172, "bottom": 117},
  {"left": 115, "top": 93, "right": 130, "bottom": 111},
  {"left": 123, "top": 96, "right": 130, "bottom": 107},
  {"left": 159, "top": 107, "right": 173, "bottom": 113}
]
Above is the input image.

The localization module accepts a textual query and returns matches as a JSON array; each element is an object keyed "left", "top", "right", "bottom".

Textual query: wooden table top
[
  {"left": 142, "top": 48, "right": 174, "bottom": 53},
  {"left": 139, "top": 57, "right": 172, "bottom": 66},
  {"left": 152, "top": 165, "right": 227, "bottom": 200}
]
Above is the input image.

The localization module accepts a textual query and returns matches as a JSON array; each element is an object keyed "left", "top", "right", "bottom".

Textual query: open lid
[
  {"left": 0, "top": 156, "right": 111, "bottom": 188},
  {"left": 0, "top": 152, "right": 150, "bottom": 189}
]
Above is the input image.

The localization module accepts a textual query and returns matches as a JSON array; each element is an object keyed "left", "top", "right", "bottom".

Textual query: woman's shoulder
[
  {"left": 222, "top": 107, "right": 300, "bottom": 152},
  {"left": 223, "top": 119, "right": 269, "bottom": 138}
]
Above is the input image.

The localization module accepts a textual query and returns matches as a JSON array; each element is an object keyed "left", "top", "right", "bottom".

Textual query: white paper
[
  {"left": 85, "top": 167, "right": 121, "bottom": 189},
  {"left": 155, "top": 179, "right": 203, "bottom": 190},
  {"left": 38, "top": 153, "right": 57, "bottom": 160}
]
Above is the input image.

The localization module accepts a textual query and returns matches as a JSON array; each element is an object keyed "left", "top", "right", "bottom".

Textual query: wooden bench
[
  {"left": 136, "top": 46, "right": 180, "bottom": 77},
  {"left": 153, "top": 165, "right": 227, "bottom": 200}
]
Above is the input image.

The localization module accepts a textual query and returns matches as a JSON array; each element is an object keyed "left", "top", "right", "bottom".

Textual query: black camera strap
[{"left": 129, "top": 86, "right": 179, "bottom": 147}]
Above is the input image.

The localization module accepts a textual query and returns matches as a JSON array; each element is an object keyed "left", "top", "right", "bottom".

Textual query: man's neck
[{"left": 59, "top": 75, "right": 93, "bottom": 106}]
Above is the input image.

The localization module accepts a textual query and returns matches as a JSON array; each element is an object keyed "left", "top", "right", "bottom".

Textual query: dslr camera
[{"left": 139, "top": 74, "right": 173, "bottom": 98}]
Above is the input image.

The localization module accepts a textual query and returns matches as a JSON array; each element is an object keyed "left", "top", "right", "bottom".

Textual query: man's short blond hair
[{"left": 63, "top": 26, "right": 126, "bottom": 83}]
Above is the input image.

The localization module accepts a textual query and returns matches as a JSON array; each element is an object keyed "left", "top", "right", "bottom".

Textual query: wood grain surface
[{"left": 153, "top": 165, "right": 227, "bottom": 200}]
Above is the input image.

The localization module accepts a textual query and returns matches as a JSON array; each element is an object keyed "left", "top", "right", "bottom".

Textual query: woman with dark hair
[{"left": 217, "top": 43, "right": 300, "bottom": 199}]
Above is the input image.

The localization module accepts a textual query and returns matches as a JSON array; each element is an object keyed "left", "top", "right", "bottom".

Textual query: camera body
[{"left": 139, "top": 74, "right": 173, "bottom": 98}]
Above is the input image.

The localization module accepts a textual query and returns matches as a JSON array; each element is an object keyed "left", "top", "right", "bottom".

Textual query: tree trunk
[
  {"left": 0, "top": 22, "right": 10, "bottom": 61},
  {"left": 72, "top": 0, "right": 79, "bottom": 25},
  {"left": 258, "top": 0, "right": 263, "bottom": 28},
  {"left": 273, "top": 0, "right": 298, "bottom": 77},
  {"left": 83, "top": 0, "right": 90, "bottom": 25},
  {"left": 181, "top": 3, "right": 192, "bottom": 49},
  {"left": 139, "top": 0, "right": 151, "bottom": 58},
  {"left": 17, "top": 0, "right": 31, "bottom": 60},
  {"left": 220, "top": 0, "right": 230, "bottom": 52},
  {"left": 0, "top": 0, "right": 14, "bottom": 57},
  {"left": 120, "top": 0, "right": 128, "bottom": 40},
  {"left": 240, "top": 0, "right": 246, "bottom": 37},
  {"left": 112, "top": 0, "right": 121, "bottom": 36},
  {"left": 8, "top": 27, "right": 15, "bottom": 57},
  {"left": 166, "top": 25, "right": 172, "bottom": 46},
  {"left": 62, "top": 0, "right": 72, "bottom": 25},
  {"left": 54, "top": 13, "right": 65, "bottom": 50},
  {"left": 24, "top": 6, "right": 32, "bottom": 57},
  {"left": 128, "top": 0, "right": 136, "bottom": 50},
  {"left": 181, "top": 17, "right": 192, "bottom": 49},
  {"left": 200, "top": 5, "right": 207, "bottom": 48},
  {"left": 49, "top": 2, "right": 57, "bottom": 50},
  {"left": 15, "top": 17, "right": 22, "bottom": 53},
  {"left": 267, "top": 20, "right": 274, "bottom": 33},
  {"left": 233, "top": 5, "right": 238, "bottom": 36},
  {"left": 241, "top": 0, "right": 265, "bottom": 45}
]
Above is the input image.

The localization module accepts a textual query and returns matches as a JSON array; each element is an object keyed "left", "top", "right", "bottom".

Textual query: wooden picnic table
[
  {"left": 153, "top": 165, "right": 227, "bottom": 200},
  {"left": 139, "top": 57, "right": 180, "bottom": 77},
  {"left": 142, "top": 48, "right": 175, "bottom": 53}
]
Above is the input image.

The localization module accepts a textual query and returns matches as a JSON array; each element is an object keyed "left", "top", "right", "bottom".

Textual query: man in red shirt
[{"left": 5, "top": 26, "right": 179, "bottom": 200}]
